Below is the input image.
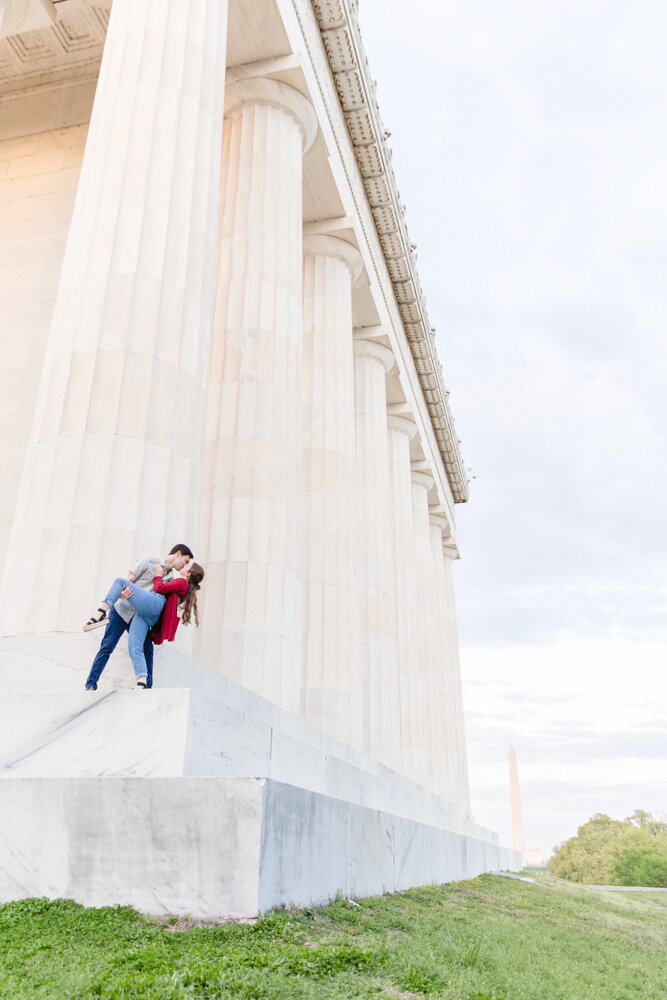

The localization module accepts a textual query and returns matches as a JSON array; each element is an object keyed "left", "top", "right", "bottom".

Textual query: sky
[{"left": 357, "top": 0, "right": 667, "bottom": 854}]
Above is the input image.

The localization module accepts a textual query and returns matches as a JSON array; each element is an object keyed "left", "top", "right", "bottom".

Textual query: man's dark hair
[{"left": 169, "top": 543, "right": 194, "bottom": 560}]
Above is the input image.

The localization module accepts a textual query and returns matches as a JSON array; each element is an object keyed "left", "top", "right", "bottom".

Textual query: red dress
[{"left": 149, "top": 575, "right": 188, "bottom": 644}]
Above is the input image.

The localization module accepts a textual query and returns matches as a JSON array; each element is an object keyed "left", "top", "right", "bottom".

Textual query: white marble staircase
[{"left": 0, "top": 643, "right": 520, "bottom": 916}]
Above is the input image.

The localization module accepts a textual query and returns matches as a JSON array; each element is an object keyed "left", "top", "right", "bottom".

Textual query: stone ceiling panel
[{"left": 0, "top": 1, "right": 110, "bottom": 91}]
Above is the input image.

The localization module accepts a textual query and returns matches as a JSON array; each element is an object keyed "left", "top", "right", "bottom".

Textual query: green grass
[
  {"left": 618, "top": 891, "right": 667, "bottom": 905},
  {"left": 1, "top": 871, "right": 665, "bottom": 999}
]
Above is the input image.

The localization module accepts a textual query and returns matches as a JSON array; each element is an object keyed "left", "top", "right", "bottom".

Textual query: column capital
[
  {"left": 303, "top": 235, "right": 363, "bottom": 283},
  {"left": 388, "top": 402, "right": 415, "bottom": 419},
  {"left": 387, "top": 403, "right": 418, "bottom": 439},
  {"left": 411, "top": 460, "right": 434, "bottom": 491},
  {"left": 428, "top": 504, "right": 452, "bottom": 536},
  {"left": 387, "top": 413, "right": 418, "bottom": 439},
  {"left": 224, "top": 78, "right": 318, "bottom": 153},
  {"left": 442, "top": 536, "right": 461, "bottom": 560},
  {"left": 353, "top": 334, "right": 395, "bottom": 373},
  {"left": 353, "top": 324, "right": 389, "bottom": 341}
]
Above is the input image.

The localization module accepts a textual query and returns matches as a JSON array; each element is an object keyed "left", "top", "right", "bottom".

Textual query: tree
[
  {"left": 549, "top": 811, "right": 667, "bottom": 885},
  {"left": 625, "top": 810, "right": 667, "bottom": 835},
  {"left": 548, "top": 814, "right": 626, "bottom": 884},
  {"left": 614, "top": 849, "right": 667, "bottom": 887}
]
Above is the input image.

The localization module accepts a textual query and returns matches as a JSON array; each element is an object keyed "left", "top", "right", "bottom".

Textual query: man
[{"left": 83, "top": 543, "right": 193, "bottom": 690}]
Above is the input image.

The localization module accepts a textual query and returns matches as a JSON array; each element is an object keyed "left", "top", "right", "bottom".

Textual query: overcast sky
[{"left": 358, "top": 0, "right": 667, "bottom": 853}]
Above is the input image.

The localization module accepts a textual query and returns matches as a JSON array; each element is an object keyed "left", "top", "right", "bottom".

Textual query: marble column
[
  {"left": 411, "top": 461, "right": 439, "bottom": 791},
  {"left": 386, "top": 408, "right": 422, "bottom": 784},
  {"left": 301, "top": 235, "right": 363, "bottom": 746},
  {"left": 428, "top": 508, "right": 456, "bottom": 802},
  {"left": 0, "top": 0, "right": 228, "bottom": 635},
  {"left": 195, "top": 79, "right": 317, "bottom": 714},
  {"left": 442, "top": 537, "right": 471, "bottom": 814},
  {"left": 353, "top": 336, "right": 400, "bottom": 770}
]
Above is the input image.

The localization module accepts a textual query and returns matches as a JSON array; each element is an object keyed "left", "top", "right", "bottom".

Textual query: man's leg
[
  {"left": 85, "top": 607, "right": 128, "bottom": 689},
  {"left": 144, "top": 637, "right": 154, "bottom": 689}
]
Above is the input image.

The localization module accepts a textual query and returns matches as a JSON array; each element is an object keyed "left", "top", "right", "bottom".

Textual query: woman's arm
[{"left": 153, "top": 576, "right": 188, "bottom": 597}]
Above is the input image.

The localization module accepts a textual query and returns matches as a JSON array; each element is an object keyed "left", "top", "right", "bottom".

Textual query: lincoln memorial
[{"left": 0, "top": 0, "right": 519, "bottom": 915}]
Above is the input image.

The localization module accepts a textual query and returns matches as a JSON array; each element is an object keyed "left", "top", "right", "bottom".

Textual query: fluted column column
[
  {"left": 353, "top": 336, "right": 400, "bottom": 769},
  {"left": 428, "top": 508, "right": 457, "bottom": 802},
  {"left": 386, "top": 408, "right": 422, "bottom": 783},
  {"left": 0, "top": 0, "right": 228, "bottom": 635},
  {"left": 301, "top": 236, "right": 363, "bottom": 745},
  {"left": 442, "top": 537, "right": 471, "bottom": 814},
  {"left": 196, "top": 79, "right": 317, "bottom": 714},
  {"left": 411, "top": 461, "right": 439, "bottom": 791}
]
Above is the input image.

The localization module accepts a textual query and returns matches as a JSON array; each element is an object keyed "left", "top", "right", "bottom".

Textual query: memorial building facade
[{"left": 0, "top": 0, "right": 518, "bottom": 915}]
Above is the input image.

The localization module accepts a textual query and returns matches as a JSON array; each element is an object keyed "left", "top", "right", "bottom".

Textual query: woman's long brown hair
[{"left": 181, "top": 562, "right": 204, "bottom": 627}]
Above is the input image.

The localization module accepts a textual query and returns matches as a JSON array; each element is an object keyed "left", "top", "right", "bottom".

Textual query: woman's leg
[
  {"left": 125, "top": 588, "right": 165, "bottom": 622},
  {"left": 84, "top": 577, "right": 132, "bottom": 629},
  {"left": 126, "top": 593, "right": 164, "bottom": 683},
  {"left": 102, "top": 577, "right": 133, "bottom": 608},
  {"left": 128, "top": 615, "right": 150, "bottom": 680}
]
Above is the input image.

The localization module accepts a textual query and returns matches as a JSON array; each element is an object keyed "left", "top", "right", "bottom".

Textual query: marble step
[
  {"left": 0, "top": 642, "right": 499, "bottom": 847},
  {"left": 0, "top": 774, "right": 519, "bottom": 918},
  {"left": 0, "top": 690, "right": 190, "bottom": 779}
]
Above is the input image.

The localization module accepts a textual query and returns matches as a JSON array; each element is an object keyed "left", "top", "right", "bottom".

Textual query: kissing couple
[{"left": 83, "top": 543, "right": 204, "bottom": 689}]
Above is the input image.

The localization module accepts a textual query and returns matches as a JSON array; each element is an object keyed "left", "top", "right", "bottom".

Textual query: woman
[{"left": 86, "top": 562, "right": 204, "bottom": 688}]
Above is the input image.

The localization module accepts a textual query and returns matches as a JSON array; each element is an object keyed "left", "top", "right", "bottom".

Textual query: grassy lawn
[{"left": 1, "top": 871, "right": 665, "bottom": 999}]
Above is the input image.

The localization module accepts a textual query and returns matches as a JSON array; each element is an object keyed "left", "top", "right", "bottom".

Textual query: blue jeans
[
  {"left": 85, "top": 607, "right": 155, "bottom": 689},
  {"left": 102, "top": 578, "right": 166, "bottom": 679}
]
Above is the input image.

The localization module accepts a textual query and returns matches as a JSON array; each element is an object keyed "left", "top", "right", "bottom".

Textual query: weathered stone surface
[{"left": 0, "top": 773, "right": 519, "bottom": 917}]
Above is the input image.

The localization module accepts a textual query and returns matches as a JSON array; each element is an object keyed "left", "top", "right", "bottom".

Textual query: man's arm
[{"left": 127, "top": 557, "right": 150, "bottom": 584}]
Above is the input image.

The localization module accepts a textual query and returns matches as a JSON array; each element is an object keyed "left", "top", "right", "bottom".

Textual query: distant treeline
[{"left": 549, "top": 810, "right": 667, "bottom": 886}]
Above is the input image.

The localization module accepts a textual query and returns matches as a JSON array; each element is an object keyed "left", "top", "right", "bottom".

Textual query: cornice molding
[{"left": 308, "top": 0, "right": 469, "bottom": 503}]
